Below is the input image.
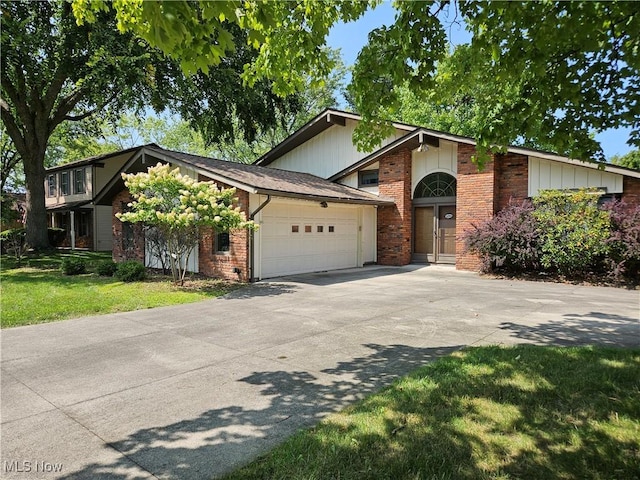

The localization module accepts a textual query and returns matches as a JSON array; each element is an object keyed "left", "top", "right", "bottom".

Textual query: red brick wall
[
  {"left": 198, "top": 179, "right": 250, "bottom": 282},
  {"left": 112, "top": 189, "right": 145, "bottom": 263},
  {"left": 377, "top": 148, "right": 412, "bottom": 265},
  {"left": 621, "top": 176, "right": 640, "bottom": 209},
  {"left": 456, "top": 145, "right": 497, "bottom": 271},
  {"left": 495, "top": 152, "right": 529, "bottom": 210}
]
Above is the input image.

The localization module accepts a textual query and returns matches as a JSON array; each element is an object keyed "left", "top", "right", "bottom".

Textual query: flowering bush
[
  {"left": 464, "top": 200, "right": 539, "bottom": 274},
  {"left": 602, "top": 199, "right": 640, "bottom": 282},
  {"left": 116, "top": 163, "right": 257, "bottom": 283}
]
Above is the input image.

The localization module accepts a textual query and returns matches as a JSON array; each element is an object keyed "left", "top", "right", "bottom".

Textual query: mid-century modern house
[{"left": 45, "top": 109, "right": 640, "bottom": 281}]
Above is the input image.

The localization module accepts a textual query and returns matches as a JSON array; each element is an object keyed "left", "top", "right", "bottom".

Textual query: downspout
[{"left": 249, "top": 195, "right": 271, "bottom": 282}]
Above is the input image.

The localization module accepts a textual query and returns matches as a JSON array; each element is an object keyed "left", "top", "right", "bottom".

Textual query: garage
[{"left": 257, "top": 200, "right": 362, "bottom": 278}]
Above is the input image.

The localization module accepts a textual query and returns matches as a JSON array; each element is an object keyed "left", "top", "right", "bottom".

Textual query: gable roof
[
  {"left": 45, "top": 144, "right": 155, "bottom": 173},
  {"left": 93, "top": 145, "right": 393, "bottom": 206},
  {"left": 254, "top": 109, "right": 640, "bottom": 180}
]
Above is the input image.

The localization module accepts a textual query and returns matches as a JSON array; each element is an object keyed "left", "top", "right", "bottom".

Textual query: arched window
[{"left": 414, "top": 172, "right": 457, "bottom": 198}]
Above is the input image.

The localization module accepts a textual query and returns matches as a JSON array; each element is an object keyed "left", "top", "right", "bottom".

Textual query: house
[
  {"left": 45, "top": 109, "right": 640, "bottom": 280},
  {"left": 45, "top": 145, "right": 153, "bottom": 250}
]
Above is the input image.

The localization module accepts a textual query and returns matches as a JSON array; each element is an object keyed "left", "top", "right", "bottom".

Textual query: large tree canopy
[
  {"left": 1, "top": 0, "right": 301, "bottom": 249},
  {"left": 74, "top": 0, "right": 640, "bottom": 166}
]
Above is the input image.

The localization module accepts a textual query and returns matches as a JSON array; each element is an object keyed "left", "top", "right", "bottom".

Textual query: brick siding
[
  {"left": 495, "top": 152, "right": 529, "bottom": 210},
  {"left": 621, "top": 176, "right": 640, "bottom": 209},
  {"left": 455, "top": 145, "right": 497, "bottom": 271},
  {"left": 377, "top": 148, "right": 412, "bottom": 265},
  {"left": 198, "top": 177, "right": 250, "bottom": 282}
]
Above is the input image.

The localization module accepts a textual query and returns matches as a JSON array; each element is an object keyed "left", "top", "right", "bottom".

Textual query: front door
[{"left": 413, "top": 204, "right": 456, "bottom": 264}]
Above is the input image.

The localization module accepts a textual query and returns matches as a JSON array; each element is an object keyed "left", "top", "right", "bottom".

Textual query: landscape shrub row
[
  {"left": 464, "top": 189, "right": 640, "bottom": 283},
  {"left": 61, "top": 257, "right": 146, "bottom": 282}
]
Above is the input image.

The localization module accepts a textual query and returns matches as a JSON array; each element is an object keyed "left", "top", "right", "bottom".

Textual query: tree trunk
[{"left": 22, "top": 148, "right": 50, "bottom": 250}]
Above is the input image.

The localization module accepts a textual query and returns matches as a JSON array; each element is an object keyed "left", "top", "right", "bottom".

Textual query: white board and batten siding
[
  {"left": 411, "top": 140, "right": 458, "bottom": 195},
  {"left": 529, "top": 156, "right": 623, "bottom": 196},
  {"left": 268, "top": 119, "right": 408, "bottom": 179},
  {"left": 253, "top": 196, "right": 376, "bottom": 279}
]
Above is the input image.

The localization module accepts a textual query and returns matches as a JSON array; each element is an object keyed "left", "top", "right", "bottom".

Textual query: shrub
[
  {"left": 61, "top": 257, "right": 86, "bottom": 275},
  {"left": 602, "top": 199, "right": 640, "bottom": 282},
  {"left": 464, "top": 200, "right": 540, "bottom": 274},
  {"left": 532, "top": 189, "right": 610, "bottom": 277},
  {"left": 96, "top": 260, "right": 118, "bottom": 277},
  {"left": 115, "top": 261, "right": 146, "bottom": 282},
  {"left": 48, "top": 227, "right": 66, "bottom": 247},
  {"left": 0, "top": 228, "right": 28, "bottom": 264}
]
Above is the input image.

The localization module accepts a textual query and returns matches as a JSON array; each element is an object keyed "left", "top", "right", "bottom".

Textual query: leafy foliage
[
  {"left": 96, "top": 260, "right": 118, "bottom": 277},
  {"left": 117, "top": 163, "right": 256, "bottom": 283},
  {"left": 115, "top": 260, "right": 146, "bottom": 282},
  {"left": 532, "top": 190, "right": 611, "bottom": 276},
  {"left": 0, "top": 228, "right": 27, "bottom": 264},
  {"left": 465, "top": 189, "right": 639, "bottom": 283},
  {"left": 610, "top": 150, "right": 640, "bottom": 171},
  {"left": 61, "top": 257, "right": 87, "bottom": 276},
  {"left": 602, "top": 200, "right": 640, "bottom": 282},
  {"left": 464, "top": 201, "right": 539, "bottom": 273},
  {"left": 76, "top": 1, "right": 639, "bottom": 166}
]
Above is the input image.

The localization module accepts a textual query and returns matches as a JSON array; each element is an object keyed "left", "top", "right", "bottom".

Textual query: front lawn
[
  {"left": 225, "top": 345, "right": 640, "bottom": 480},
  {"left": 0, "top": 251, "right": 240, "bottom": 328}
]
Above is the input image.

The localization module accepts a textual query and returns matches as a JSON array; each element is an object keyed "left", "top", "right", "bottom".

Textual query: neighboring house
[
  {"left": 45, "top": 109, "right": 640, "bottom": 280},
  {"left": 44, "top": 145, "right": 153, "bottom": 250}
]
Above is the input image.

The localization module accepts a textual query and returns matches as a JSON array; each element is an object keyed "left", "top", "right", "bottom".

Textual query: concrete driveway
[{"left": 1, "top": 265, "right": 639, "bottom": 479}]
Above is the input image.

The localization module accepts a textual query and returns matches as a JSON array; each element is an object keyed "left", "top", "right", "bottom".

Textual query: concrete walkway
[{"left": 1, "top": 265, "right": 638, "bottom": 479}]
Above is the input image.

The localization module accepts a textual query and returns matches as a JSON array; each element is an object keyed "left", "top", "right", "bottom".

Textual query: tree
[
  {"left": 117, "top": 163, "right": 256, "bottom": 283},
  {"left": 2, "top": 1, "right": 302, "bottom": 250},
  {"left": 1, "top": 1, "right": 156, "bottom": 249},
  {"left": 610, "top": 150, "right": 640, "bottom": 171},
  {"left": 77, "top": 1, "right": 640, "bottom": 167}
]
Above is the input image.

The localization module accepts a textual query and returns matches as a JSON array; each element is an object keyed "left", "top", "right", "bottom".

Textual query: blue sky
[{"left": 326, "top": 2, "right": 633, "bottom": 160}]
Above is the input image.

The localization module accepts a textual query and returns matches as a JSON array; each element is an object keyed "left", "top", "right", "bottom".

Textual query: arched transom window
[{"left": 414, "top": 172, "right": 457, "bottom": 198}]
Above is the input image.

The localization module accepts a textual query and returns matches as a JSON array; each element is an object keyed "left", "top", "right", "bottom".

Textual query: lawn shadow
[
  {"left": 500, "top": 311, "right": 640, "bottom": 347},
  {"left": 57, "top": 343, "right": 459, "bottom": 479}
]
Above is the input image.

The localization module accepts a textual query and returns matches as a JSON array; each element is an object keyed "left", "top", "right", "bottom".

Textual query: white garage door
[{"left": 259, "top": 201, "right": 359, "bottom": 278}]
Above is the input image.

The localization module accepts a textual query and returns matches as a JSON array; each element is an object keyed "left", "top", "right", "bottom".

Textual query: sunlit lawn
[
  {"left": 1, "top": 251, "right": 240, "bottom": 328},
  {"left": 224, "top": 345, "right": 640, "bottom": 480}
]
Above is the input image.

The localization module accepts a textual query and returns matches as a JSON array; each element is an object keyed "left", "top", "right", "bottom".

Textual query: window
[
  {"left": 214, "top": 231, "right": 230, "bottom": 253},
  {"left": 328, "top": 226, "right": 335, "bottom": 233},
  {"left": 292, "top": 225, "right": 299, "bottom": 233},
  {"left": 358, "top": 169, "right": 379, "bottom": 187},
  {"left": 414, "top": 172, "right": 457, "bottom": 198},
  {"left": 74, "top": 168, "right": 85, "bottom": 194},
  {"left": 60, "top": 172, "right": 70, "bottom": 195},
  {"left": 317, "top": 225, "right": 324, "bottom": 233},
  {"left": 304, "top": 225, "right": 312, "bottom": 233},
  {"left": 77, "top": 211, "right": 90, "bottom": 237},
  {"left": 47, "top": 175, "right": 57, "bottom": 197}
]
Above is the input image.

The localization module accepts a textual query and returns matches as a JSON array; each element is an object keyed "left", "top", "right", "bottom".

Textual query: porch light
[{"left": 320, "top": 201, "right": 328, "bottom": 208}]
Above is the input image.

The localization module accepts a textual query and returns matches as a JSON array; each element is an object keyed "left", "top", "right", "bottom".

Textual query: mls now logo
[{"left": 3, "top": 460, "right": 63, "bottom": 473}]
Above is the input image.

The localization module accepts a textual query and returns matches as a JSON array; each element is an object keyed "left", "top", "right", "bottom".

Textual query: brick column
[
  {"left": 456, "top": 145, "right": 497, "bottom": 271},
  {"left": 621, "top": 176, "right": 640, "bottom": 209},
  {"left": 377, "top": 148, "right": 412, "bottom": 265},
  {"left": 496, "top": 153, "right": 529, "bottom": 210}
]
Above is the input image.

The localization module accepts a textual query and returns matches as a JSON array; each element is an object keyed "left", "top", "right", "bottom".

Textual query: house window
[
  {"left": 60, "top": 171, "right": 70, "bottom": 195},
  {"left": 317, "top": 225, "right": 324, "bottom": 233},
  {"left": 292, "top": 225, "right": 299, "bottom": 233},
  {"left": 214, "top": 231, "right": 230, "bottom": 253},
  {"left": 47, "top": 174, "right": 57, "bottom": 197},
  {"left": 305, "top": 225, "right": 312, "bottom": 233},
  {"left": 77, "top": 211, "right": 90, "bottom": 237},
  {"left": 328, "top": 226, "right": 335, "bottom": 233},
  {"left": 414, "top": 172, "right": 457, "bottom": 198},
  {"left": 74, "top": 168, "right": 85, "bottom": 194},
  {"left": 358, "top": 169, "right": 379, "bottom": 187}
]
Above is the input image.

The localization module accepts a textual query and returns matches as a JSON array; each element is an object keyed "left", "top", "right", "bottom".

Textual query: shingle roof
[{"left": 145, "top": 145, "right": 393, "bottom": 205}]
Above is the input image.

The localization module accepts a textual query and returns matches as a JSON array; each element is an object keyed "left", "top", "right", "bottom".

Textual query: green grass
[
  {"left": 0, "top": 251, "right": 240, "bottom": 328},
  {"left": 224, "top": 345, "right": 640, "bottom": 480}
]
